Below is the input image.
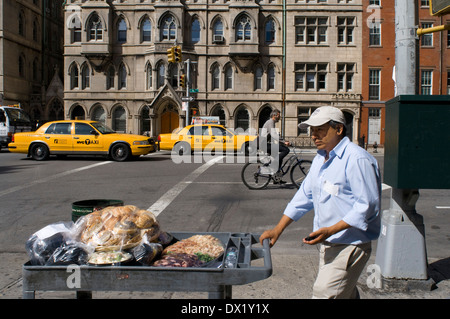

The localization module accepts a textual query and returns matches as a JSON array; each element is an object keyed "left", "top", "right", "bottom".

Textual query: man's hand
[
  {"left": 302, "top": 220, "right": 351, "bottom": 245},
  {"left": 260, "top": 229, "right": 281, "bottom": 248},
  {"left": 259, "top": 215, "right": 294, "bottom": 247}
]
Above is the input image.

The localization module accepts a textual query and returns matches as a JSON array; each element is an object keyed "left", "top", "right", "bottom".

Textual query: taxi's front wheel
[{"left": 110, "top": 143, "right": 130, "bottom": 161}]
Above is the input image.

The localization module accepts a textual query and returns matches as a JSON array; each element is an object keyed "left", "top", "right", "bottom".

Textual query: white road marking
[
  {"left": 436, "top": 206, "right": 450, "bottom": 209},
  {"left": 147, "top": 156, "right": 224, "bottom": 217},
  {"left": 0, "top": 161, "right": 112, "bottom": 198}
]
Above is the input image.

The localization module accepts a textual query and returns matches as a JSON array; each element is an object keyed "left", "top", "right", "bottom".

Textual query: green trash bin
[{"left": 72, "top": 199, "right": 124, "bottom": 222}]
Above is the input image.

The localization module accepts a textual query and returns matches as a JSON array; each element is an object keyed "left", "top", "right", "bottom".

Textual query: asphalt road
[{"left": 0, "top": 148, "right": 449, "bottom": 300}]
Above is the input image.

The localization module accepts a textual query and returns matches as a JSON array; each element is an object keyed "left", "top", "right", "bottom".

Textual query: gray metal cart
[{"left": 22, "top": 232, "right": 272, "bottom": 299}]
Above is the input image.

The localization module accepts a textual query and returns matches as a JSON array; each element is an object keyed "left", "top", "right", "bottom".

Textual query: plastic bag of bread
[{"left": 77, "top": 205, "right": 161, "bottom": 252}]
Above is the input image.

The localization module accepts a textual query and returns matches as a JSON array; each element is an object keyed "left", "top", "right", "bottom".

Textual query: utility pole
[{"left": 375, "top": 0, "right": 431, "bottom": 287}]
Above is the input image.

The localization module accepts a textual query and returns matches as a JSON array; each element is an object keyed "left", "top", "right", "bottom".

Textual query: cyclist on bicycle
[{"left": 260, "top": 109, "right": 291, "bottom": 184}]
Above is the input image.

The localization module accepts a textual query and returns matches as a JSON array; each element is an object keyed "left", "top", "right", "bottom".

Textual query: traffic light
[
  {"left": 430, "top": 0, "right": 450, "bottom": 16},
  {"left": 167, "top": 46, "right": 175, "bottom": 63},
  {"left": 179, "top": 74, "right": 186, "bottom": 87},
  {"left": 174, "top": 45, "right": 182, "bottom": 63}
]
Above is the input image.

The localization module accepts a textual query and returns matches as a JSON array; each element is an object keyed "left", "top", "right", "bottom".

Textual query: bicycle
[{"left": 241, "top": 146, "right": 312, "bottom": 190}]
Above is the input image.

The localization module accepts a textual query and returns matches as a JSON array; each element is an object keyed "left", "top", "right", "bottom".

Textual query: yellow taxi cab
[
  {"left": 8, "top": 120, "right": 156, "bottom": 161},
  {"left": 158, "top": 124, "right": 258, "bottom": 155}
]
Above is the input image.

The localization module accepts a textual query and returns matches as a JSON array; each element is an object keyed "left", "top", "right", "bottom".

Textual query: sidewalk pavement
[{"left": 1, "top": 246, "right": 449, "bottom": 300}]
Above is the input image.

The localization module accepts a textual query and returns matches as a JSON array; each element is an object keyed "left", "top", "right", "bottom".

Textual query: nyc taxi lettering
[
  {"left": 53, "top": 139, "right": 67, "bottom": 144},
  {"left": 76, "top": 139, "right": 99, "bottom": 145}
]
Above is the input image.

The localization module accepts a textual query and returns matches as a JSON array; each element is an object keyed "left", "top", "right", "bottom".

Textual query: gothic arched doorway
[{"left": 71, "top": 105, "right": 85, "bottom": 120}]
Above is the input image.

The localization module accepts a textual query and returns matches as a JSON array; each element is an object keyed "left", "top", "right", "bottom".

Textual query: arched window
[
  {"left": 70, "top": 64, "right": 79, "bottom": 89},
  {"left": 18, "top": 55, "right": 25, "bottom": 77},
  {"left": 141, "top": 18, "right": 151, "bottom": 42},
  {"left": 33, "top": 19, "right": 39, "bottom": 42},
  {"left": 119, "top": 64, "right": 127, "bottom": 89},
  {"left": 212, "top": 65, "right": 220, "bottom": 90},
  {"left": 235, "top": 106, "right": 249, "bottom": 131},
  {"left": 161, "top": 15, "right": 176, "bottom": 41},
  {"left": 141, "top": 105, "right": 151, "bottom": 135},
  {"left": 268, "top": 65, "right": 275, "bottom": 90},
  {"left": 19, "top": 12, "right": 25, "bottom": 36},
  {"left": 91, "top": 105, "right": 106, "bottom": 125},
  {"left": 213, "top": 19, "right": 223, "bottom": 43},
  {"left": 169, "top": 64, "right": 178, "bottom": 88},
  {"left": 255, "top": 65, "right": 263, "bottom": 90},
  {"left": 191, "top": 18, "right": 200, "bottom": 43},
  {"left": 236, "top": 15, "right": 251, "bottom": 41},
  {"left": 113, "top": 106, "right": 126, "bottom": 133},
  {"left": 88, "top": 14, "right": 103, "bottom": 41},
  {"left": 211, "top": 105, "right": 226, "bottom": 126},
  {"left": 33, "top": 59, "right": 39, "bottom": 81},
  {"left": 106, "top": 65, "right": 115, "bottom": 90},
  {"left": 224, "top": 65, "right": 233, "bottom": 90},
  {"left": 146, "top": 63, "right": 152, "bottom": 89},
  {"left": 157, "top": 63, "right": 165, "bottom": 88},
  {"left": 81, "top": 64, "right": 90, "bottom": 89},
  {"left": 117, "top": 18, "right": 127, "bottom": 43},
  {"left": 265, "top": 19, "right": 275, "bottom": 43}
]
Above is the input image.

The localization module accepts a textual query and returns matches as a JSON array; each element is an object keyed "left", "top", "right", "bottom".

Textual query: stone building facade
[
  {"left": 0, "top": 0, "right": 64, "bottom": 124},
  {"left": 64, "top": 0, "right": 362, "bottom": 143}
]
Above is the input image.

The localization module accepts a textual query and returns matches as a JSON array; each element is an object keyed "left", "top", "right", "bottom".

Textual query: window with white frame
[
  {"left": 225, "top": 65, "right": 233, "bottom": 90},
  {"left": 337, "top": 17, "right": 355, "bottom": 45},
  {"left": 212, "top": 65, "right": 220, "bottom": 90},
  {"left": 369, "top": 23, "right": 381, "bottom": 46},
  {"left": 81, "top": 64, "right": 90, "bottom": 89},
  {"left": 421, "top": 70, "right": 432, "bottom": 95},
  {"left": 141, "top": 18, "right": 151, "bottom": 42},
  {"left": 88, "top": 14, "right": 103, "bottom": 41},
  {"left": 294, "top": 63, "right": 327, "bottom": 91},
  {"left": 295, "top": 16, "right": 328, "bottom": 45},
  {"left": 236, "top": 15, "right": 251, "bottom": 41},
  {"left": 421, "top": 23, "right": 433, "bottom": 46},
  {"left": 368, "top": 69, "right": 380, "bottom": 100},
  {"left": 161, "top": 15, "right": 176, "bottom": 41},
  {"left": 337, "top": 63, "right": 354, "bottom": 92},
  {"left": 268, "top": 65, "right": 275, "bottom": 90}
]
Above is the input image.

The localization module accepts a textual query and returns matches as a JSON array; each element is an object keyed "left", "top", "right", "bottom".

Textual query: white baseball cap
[{"left": 298, "top": 106, "right": 346, "bottom": 128}]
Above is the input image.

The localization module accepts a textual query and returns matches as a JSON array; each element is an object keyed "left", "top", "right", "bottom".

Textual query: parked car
[
  {"left": 158, "top": 124, "right": 258, "bottom": 155},
  {"left": 8, "top": 120, "right": 156, "bottom": 161}
]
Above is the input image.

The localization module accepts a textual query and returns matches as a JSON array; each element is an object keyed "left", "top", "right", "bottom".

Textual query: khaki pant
[{"left": 312, "top": 242, "right": 372, "bottom": 299}]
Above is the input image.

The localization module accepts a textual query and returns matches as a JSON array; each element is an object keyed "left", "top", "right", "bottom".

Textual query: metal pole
[
  {"left": 375, "top": 1, "right": 431, "bottom": 286},
  {"left": 394, "top": 0, "right": 417, "bottom": 95},
  {"left": 185, "top": 59, "right": 190, "bottom": 126}
]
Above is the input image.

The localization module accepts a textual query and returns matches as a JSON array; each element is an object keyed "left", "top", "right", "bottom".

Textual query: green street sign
[{"left": 189, "top": 89, "right": 199, "bottom": 93}]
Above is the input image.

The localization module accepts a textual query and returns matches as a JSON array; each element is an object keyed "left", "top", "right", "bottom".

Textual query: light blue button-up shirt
[{"left": 283, "top": 137, "right": 381, "bottom": 244}]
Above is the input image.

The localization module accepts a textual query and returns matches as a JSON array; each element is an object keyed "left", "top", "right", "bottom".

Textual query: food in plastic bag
[
  {"left": 152, "top": 253, "right": 204, "bottom": 268},
  {"left": 77, "top": 205, "right": 161, "bottom": 252},
  {"left": 162, "top": 235, "right": 224, "bottom": 263},
  {"left": 157, "top": 231, "right": 174, "bottom": 247},
  {"left": 132, "top": 242, "right": 163, "bottom": 265},
  {"left": 45, "top": 242, "right": 92, "bottom": 266},
  {"left": 25, "top": 221, "right": 76, "bottom": 265}
]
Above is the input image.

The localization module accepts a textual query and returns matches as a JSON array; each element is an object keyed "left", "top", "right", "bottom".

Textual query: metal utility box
[{"left": 384, "top": 95, "right": 450, "bottom": 189}]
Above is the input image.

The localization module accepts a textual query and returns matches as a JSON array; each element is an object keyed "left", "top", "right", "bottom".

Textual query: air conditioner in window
[{"left": 213, "top": 35, "right": 224, "bottom": 43}]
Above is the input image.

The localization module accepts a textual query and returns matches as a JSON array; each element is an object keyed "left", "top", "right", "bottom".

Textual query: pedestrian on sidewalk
[{"left": 260, "top": 106, "right": 381, "bottom": 299}]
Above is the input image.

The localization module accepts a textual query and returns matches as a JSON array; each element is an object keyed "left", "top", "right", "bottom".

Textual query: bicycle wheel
[
  {"left": 241, "top": 161, "right": 272, "bottom": 190},
  {"left": 290, "top": 160, "right": 312, "bottom": 188}
]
